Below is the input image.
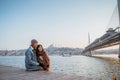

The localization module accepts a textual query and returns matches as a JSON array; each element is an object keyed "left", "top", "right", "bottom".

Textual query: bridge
[{"left": 82, "top": 0, "right": 120, "bottom": 58}]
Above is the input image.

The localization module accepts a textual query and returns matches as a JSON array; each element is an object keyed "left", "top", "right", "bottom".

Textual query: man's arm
[{"left": 26, "top": 50, "right": 39, "bottom": 66}]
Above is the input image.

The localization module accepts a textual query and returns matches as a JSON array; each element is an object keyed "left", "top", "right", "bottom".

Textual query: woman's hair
[{"left": 36, "top": 44, "right": 44, "bottom": 53}]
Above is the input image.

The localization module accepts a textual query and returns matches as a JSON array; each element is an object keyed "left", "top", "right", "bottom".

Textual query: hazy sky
[{"left": 0, "top": 0, "right": 117, "bottom": 50}]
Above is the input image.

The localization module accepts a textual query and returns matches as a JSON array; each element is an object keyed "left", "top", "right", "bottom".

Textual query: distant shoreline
[{"left": 0, "top": 46, "right": 83, "bottom": 56}]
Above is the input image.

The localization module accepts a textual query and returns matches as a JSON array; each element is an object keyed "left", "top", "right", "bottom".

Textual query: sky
[{"left": 0, "top": 0, "right": 118, "bottom": 50}]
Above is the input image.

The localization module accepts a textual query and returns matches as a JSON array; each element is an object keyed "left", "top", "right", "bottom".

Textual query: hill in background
[{"left": 0, "top": 44, "right": 83, "bottom": 56}]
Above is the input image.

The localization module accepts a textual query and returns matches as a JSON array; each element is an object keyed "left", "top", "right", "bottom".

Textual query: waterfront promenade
[{"left": 0, "top": 65, "right": 101, "bottom": 80}]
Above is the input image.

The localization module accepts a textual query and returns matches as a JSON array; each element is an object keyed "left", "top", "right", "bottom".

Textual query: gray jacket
[{"left": 25, "top": 46, "right": 39, "bottom": 71}]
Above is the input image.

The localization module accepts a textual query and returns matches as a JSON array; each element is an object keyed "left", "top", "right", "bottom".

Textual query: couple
[{"left": 25, "top": 39, "right": 50, "bottom": 71}]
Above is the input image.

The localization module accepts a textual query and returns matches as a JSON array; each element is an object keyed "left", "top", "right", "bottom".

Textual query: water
[{"left": 0, "top": 55, "right": 120, "bottom": 79}]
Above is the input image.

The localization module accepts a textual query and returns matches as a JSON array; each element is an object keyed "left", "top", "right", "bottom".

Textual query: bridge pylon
[
  {"left": 117, "top": 0, "right": 120, "bottom": 58},
  {"left": 85, "top": 50, "right": 92, "bottom": 56},
  {"left": 88, "top": 50, "right": 92, "bottom": 56}
]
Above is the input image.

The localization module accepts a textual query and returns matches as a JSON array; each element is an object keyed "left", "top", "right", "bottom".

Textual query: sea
[{"left": 0, "top": 55, "right": 120, "bottom": 79}]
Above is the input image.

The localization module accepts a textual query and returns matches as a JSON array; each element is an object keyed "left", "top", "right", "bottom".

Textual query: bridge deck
[{"left": 82, "top": 31, "right": 120, "bottom": 53}]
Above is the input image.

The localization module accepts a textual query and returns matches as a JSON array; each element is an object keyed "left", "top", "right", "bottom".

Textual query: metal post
[{"left": 117, "top": 0, "right": 120, "bottom": 58}]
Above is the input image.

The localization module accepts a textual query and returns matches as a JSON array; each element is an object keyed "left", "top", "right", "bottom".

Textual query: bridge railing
[{"left": 82, "top": 27, "right": 120, "bottom": 54}]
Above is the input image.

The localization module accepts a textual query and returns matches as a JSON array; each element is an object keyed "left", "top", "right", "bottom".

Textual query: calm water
[{"left": 0, "top": 55, "right": 120, "bottom": 79}]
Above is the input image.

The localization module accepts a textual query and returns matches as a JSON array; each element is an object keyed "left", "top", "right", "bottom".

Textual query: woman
[{"left": 36, "top": 44, "right": 50, "bottom": 71}]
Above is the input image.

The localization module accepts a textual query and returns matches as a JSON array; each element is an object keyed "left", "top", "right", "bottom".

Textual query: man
[{"left": 25, "top": 39, "right": 40, "bottom": 71}]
